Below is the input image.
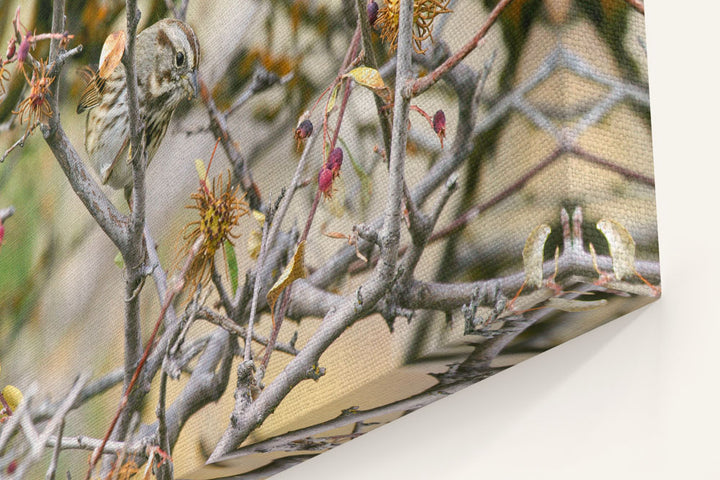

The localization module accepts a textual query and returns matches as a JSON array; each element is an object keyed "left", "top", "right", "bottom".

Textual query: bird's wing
[
  {"left": 76, "top": 71, "right": 106, "bottom": 114},
  {"left": 100, "top": 135, "right": 130, "bottom": 185}
]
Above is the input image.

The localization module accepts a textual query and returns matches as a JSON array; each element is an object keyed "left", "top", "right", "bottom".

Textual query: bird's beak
[{"left": 185, "top": 70, "right": 199, "bottom": 99}]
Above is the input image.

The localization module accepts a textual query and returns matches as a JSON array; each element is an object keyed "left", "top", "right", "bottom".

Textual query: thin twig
[
  {"left": 45, "top": 418, "right": 64, "bottom": 480},
  {"left": 207, "top": 0, "right": 416, "bottom": 460},
  {"left": 197, "top": 306, "right": 298, "bottom": 356},
  {"left": 1, "top": 125, "right": 36, "bottom": 163},
  {"left": 245, "top": 220, "right": 270, "bottom": 363},
  {"left": 86, "top": 236, "right": 204, "bottom": 479},
  {"left": 261, "top": 26, "right": 362, "bottom": 373},
  {"left": 410, "top": 0, "right": 513, "bottom": 97}
]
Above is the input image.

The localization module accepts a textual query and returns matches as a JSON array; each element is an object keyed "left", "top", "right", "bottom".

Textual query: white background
[{"left": 276, "top": 2, "right": 720, "bottom": 478}]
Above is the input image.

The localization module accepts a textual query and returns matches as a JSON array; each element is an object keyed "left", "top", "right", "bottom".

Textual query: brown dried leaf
[
  {"left": 546, "top": 297, "right": 608, "bottom": 312},
  {"left": 596, "top": 219, "right": 636, "bottom": 280},
  {"left": 98, "top": 30, "right": 126, "bottom": 79},
  {"left": 323, "top": 231, "right": 349, "bottom": 240},
  {"left": 523, "top": 224, "right": 551, "bottom": 288},
  {"left": 267, "top": 240, "right": 307, "bottom": 315}
]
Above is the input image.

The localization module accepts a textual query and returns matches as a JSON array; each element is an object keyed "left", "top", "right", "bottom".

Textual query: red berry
[
  {"left": 367, "top": 1, "right": 379, "bottom": 27},
  {"left": 432, "top": 110, "right": 446, "bottom": 135},
  {"left": 7, "top": 459, "right": 17, "bottom": 473},
  {"left": 318, "top": 167, "right": 334, "bottom": 197},
  {"left": 326, "top": 147, "right": 343, "bottom": 176},
  {"left": 432, "top": 110, "right": 446, "bottom": 148}
]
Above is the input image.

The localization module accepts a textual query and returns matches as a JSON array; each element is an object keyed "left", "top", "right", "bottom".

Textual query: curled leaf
[
  {"left": 194, "top": 159, "right": 207, "bottom": 180},
  {"left": 343, "top": 67, "right": 388, "bottom": 93},
  {"left": 323, "top": 231, "right": 349, "bottom": 240},
  {"left": 523, "top": 224, "right": 551, "bottom": 288},
  {"left": 596, "top": 219, "right": 636, "bottom": 280},
  {"left": 326, "top": 83, "right": 340, "bottom": 114},
  {"left": 252, "top": 210, "right": 266, "bottom": 226},
  {"left": 267, "top": 240, "right": 307, "bottom": 315},
  {"left": 547, "top": 297, "right": 608, "bottom": 312},
  {"left": 98, "top": 30, "right": 126, "bottom": 79}
]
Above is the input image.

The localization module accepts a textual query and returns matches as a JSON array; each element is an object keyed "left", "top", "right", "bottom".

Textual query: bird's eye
[{"left": 175, "top": 51, "right": 185, "bottom": 67}]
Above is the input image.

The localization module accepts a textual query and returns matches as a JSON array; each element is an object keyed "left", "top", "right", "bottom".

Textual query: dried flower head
[
  {"left": 376, "top": 0, "right": 452, "bottom": 53},
  {"left": 181, "top": 169, "right": 249, "bottom": 289},
  {"left": 13, "top": 59, "right": 54, "bottom": 133}
]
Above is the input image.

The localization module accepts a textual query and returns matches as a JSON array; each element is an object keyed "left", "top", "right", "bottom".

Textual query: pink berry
[
  {"left": 326, "top": 147, "right": 343, "bottom": 176},
  {"left": 318, "top": 167, "right": 334, "bottom": 197},
  {"left": 432, "top": 110, "right": 446, "bottom": 135}
]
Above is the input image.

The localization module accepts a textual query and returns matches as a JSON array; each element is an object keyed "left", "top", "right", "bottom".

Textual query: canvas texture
[{"left": 0, "top": 0, "right": 657, "bottom": 478}]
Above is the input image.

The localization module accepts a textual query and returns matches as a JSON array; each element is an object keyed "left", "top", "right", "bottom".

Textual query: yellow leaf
[
  {"left": 252, "top": 210, "right": 266, "bottom": 226},
  {"left": 2, "top": 385, "right": 23, "bottom": 411},
  {"left": 596, "top": 219, "right": 636, "bottom": 280},
  {"left": 247, "top": 229, "right": 262, "bottom": 260},
  {"left": 266, "top": 240, "right": 307, "bottom": 315},
  {"left": 98, "top": 30, "right": 126, "bottom": 79},
  {"left": 326, "top": 83, "right": 340, "bottom": 114},
  {"left": 194, "top": 159, "right": 207, "bottom": 180},
  {"left": 546, "top": 297, "right": 608, "bottom": 312},
  {"left": 522, "top": 224, "right": 551, "bottom": 288},
  {"left": 343, "top": 67, "right": 387, "bottom": 92}
]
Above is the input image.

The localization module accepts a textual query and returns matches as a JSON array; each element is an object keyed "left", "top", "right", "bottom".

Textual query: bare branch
[
  {"left": 207, "top": 0, "right": 416, "bottom": 460},
  {"left": 410, "top": 0, "right": 513, "bottom": 97},
  {"left": 45, "top": 418, "right": 63, "bottom": 480}
]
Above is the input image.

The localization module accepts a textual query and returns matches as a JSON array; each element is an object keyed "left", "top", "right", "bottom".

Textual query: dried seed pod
[
  {"left": 318, "top": 167, "right": 334, "bottom": 198},
  {"left": 326, "top": 146, "right": 343, "bottom": 176},
  {"left": 295, "top": 119, "right": 313, "bottom": 140},
  {"left": 367, "top": 1, "right": 379, "bottom": 27},
  {"left": 433, "top": 109, "right": 446, "bottom": 148},
  {"left": 6, "top": 39, "right": 16, "bottom": 60}
]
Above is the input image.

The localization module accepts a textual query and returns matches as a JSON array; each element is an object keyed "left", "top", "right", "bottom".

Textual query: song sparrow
[{"left": 78, "top": 18, "right": 200, "bottom": 201}]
